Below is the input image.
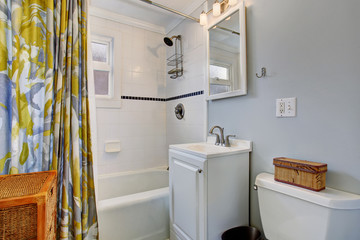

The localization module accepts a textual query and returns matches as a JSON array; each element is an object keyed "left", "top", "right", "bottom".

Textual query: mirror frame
[{"left": 206, "top": 1, "right": 247, "bottom": 100}]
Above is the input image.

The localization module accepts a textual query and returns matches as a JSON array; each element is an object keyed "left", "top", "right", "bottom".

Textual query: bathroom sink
[{"left": 169, "top": 137, "right": 252, "bottom": 158}]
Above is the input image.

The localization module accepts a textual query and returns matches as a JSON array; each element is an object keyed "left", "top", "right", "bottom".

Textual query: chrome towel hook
[{"left": 256, "top": 67, "right": 266, "bottom": 78}]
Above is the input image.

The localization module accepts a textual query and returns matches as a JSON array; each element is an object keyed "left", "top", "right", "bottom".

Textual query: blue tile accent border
[
  {"left": 166, "top": 90, "right": 204, "bottom": 101},
  {"left": 121, "top": 96, "right": 166, "bottom": 101},
  {"left": 121, "top": 90, "right": 204, "bottom": 102}
]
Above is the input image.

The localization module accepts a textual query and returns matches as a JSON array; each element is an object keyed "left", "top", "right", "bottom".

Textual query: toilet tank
[{"left": 255, "top": 173, "right": 360, "bottom": 240}]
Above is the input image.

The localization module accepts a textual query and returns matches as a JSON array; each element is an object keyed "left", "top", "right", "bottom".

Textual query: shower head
[
  {"left": 164, "top": 37, "right": 173, "bottom": 46},
  {"left": 163, "top": 35, "right": 181, "bottom": 47}
]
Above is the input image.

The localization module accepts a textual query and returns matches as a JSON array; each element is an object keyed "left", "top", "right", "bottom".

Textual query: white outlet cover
[{"left": 276, "top": 98, "right": 296, "bottom": 117}]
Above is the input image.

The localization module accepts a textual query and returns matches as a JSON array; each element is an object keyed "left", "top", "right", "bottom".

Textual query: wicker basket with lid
[
  {"left": 273, "top": 157, "right": 327, "bottom": 191},
  {"left": 0, "top": 170, "right": 57, "bottom": 240}
]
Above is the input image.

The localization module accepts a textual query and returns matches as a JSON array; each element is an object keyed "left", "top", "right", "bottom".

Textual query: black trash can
[{"left": 221, "top": 226, "right": 262, "bottom": 240}]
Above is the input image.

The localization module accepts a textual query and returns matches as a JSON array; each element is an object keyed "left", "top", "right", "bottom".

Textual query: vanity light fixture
[
  {"left": 228, "top": 0, "right": 238, "bottom": 6},
  {"left": 213, "top": 0, "right": 221, "bottom": 16},
  {"left": 199, "top": 0, "right": 239, "bottom": 26},
  {"left": 200, "top": 11, "right": 208, "bottom": 25}
]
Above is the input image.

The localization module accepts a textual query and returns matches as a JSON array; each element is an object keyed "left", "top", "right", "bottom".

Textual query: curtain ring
[{"left": 256, "top": 67, "right": 266, "bottom": 78}]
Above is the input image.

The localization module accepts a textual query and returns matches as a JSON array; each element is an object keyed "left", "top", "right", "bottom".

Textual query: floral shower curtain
[{"left": 0, "top": 0, "right": 98, "bottom": 239}]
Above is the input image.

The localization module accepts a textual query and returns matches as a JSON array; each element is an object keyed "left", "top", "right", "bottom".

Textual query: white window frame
[
  {"left": 92, "top": 35, "right": 114, "bottom": 99},
  {"left": 209, "top": 61, "right": 233, "bottom": 88}
]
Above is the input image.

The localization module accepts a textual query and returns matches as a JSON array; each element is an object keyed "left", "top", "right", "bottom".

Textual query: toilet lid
[{"left": 255, "top": 172, "right": 360, "bottom": 210}]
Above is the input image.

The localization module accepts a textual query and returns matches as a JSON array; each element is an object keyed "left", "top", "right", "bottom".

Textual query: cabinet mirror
[{"left": 207, "top": 2, "right": 247, "bottom": 100}]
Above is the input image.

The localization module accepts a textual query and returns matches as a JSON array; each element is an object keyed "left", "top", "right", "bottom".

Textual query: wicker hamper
[
  {"left": 0, "top": 170, "right": 57, "bottom": 240},
  {"left": 273, "top": 157, "right": 327, "bottom": 191}
]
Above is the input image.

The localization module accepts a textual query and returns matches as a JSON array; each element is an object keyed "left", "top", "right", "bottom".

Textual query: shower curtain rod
[
  {"left": 214, "top": 26, "right": 240, "bottom": 35},
  {"left": 139, "top": 0, "right": 200, "bottom": 23}
]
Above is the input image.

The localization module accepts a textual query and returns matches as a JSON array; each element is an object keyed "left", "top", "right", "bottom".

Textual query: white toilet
[{"left": 255, "top": 172, "right": 360, "bottom": 240}]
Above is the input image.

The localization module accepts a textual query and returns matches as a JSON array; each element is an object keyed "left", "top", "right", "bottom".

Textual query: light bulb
[
  {"left": 213, "top": 1, "right": 221, "bottom": 17},
  {"left": 228, "top": 0, "right": 238, "bottom": 6},
  {"left": 200, "top": 11, "right": 207, "bottom": 26}
]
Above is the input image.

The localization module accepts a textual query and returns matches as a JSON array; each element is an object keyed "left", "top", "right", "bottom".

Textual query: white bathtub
[{"left": 97, "top": 168, "right": 169, "bottom": 240}]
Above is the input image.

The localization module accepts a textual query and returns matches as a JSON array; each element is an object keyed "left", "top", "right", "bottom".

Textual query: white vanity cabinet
[
  {"left": 169, "top": 150, "right": 206, "bottom": 240},
  {"left": 169, "top": 140, "right": 252, "bottom": 240}
]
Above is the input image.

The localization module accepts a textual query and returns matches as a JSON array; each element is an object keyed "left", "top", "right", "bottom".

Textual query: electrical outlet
[
  {"left": 276, "top": 98, "right": 296, "bottom": 117},
  {"left": 279, "top": 102, "right": 285, "bottom": 114}
]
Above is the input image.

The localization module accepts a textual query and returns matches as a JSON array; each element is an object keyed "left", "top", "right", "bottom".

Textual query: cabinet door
[{"left": 170, "top": 157, "right": 203, "bottom": 240}]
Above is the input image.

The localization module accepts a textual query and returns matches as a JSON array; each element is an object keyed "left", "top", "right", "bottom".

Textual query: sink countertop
[{"left": 169, "top": 137, "right": 252, "bottom": 158}]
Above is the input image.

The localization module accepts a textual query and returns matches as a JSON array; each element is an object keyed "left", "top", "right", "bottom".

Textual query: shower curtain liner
[{"left": 0, "top": 0, "right": 98, "bottom": 239}]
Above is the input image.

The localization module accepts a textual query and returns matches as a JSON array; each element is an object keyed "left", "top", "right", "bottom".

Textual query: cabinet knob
[{"left": 198, "top": 169, "right": 202, "bottom": 173}]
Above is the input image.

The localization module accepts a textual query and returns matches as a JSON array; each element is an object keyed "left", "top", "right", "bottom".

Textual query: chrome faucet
[{"left": 209, "top": 126, "right": 225, "bottom": 146}]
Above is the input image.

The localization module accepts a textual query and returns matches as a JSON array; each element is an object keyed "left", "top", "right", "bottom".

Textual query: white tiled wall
[
  {"left": 91, "top": 15, "right": 167, "bottom": 175},
  {"left": 91, "top": 8, "right": 208, "bottom": 175},
  {"left": 166, "top": 19, "right": 207, "bottom": 146},
  {"left": 167, "top": 95, "right": 206, "bottom": 145},
  {"left": 96, "top": 101, "right": 167, "bottom": 174}
]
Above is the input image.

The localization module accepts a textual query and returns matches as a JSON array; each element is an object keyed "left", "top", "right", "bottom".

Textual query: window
[
  {"left": 209, "top": 64, "right": 230, "bottom": 82},
  {"left": 91, "top": 36, "right": 113, "bottom": 98},
  {"left": 209, "top": 63, "right": 232, "bottom": 95}
]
